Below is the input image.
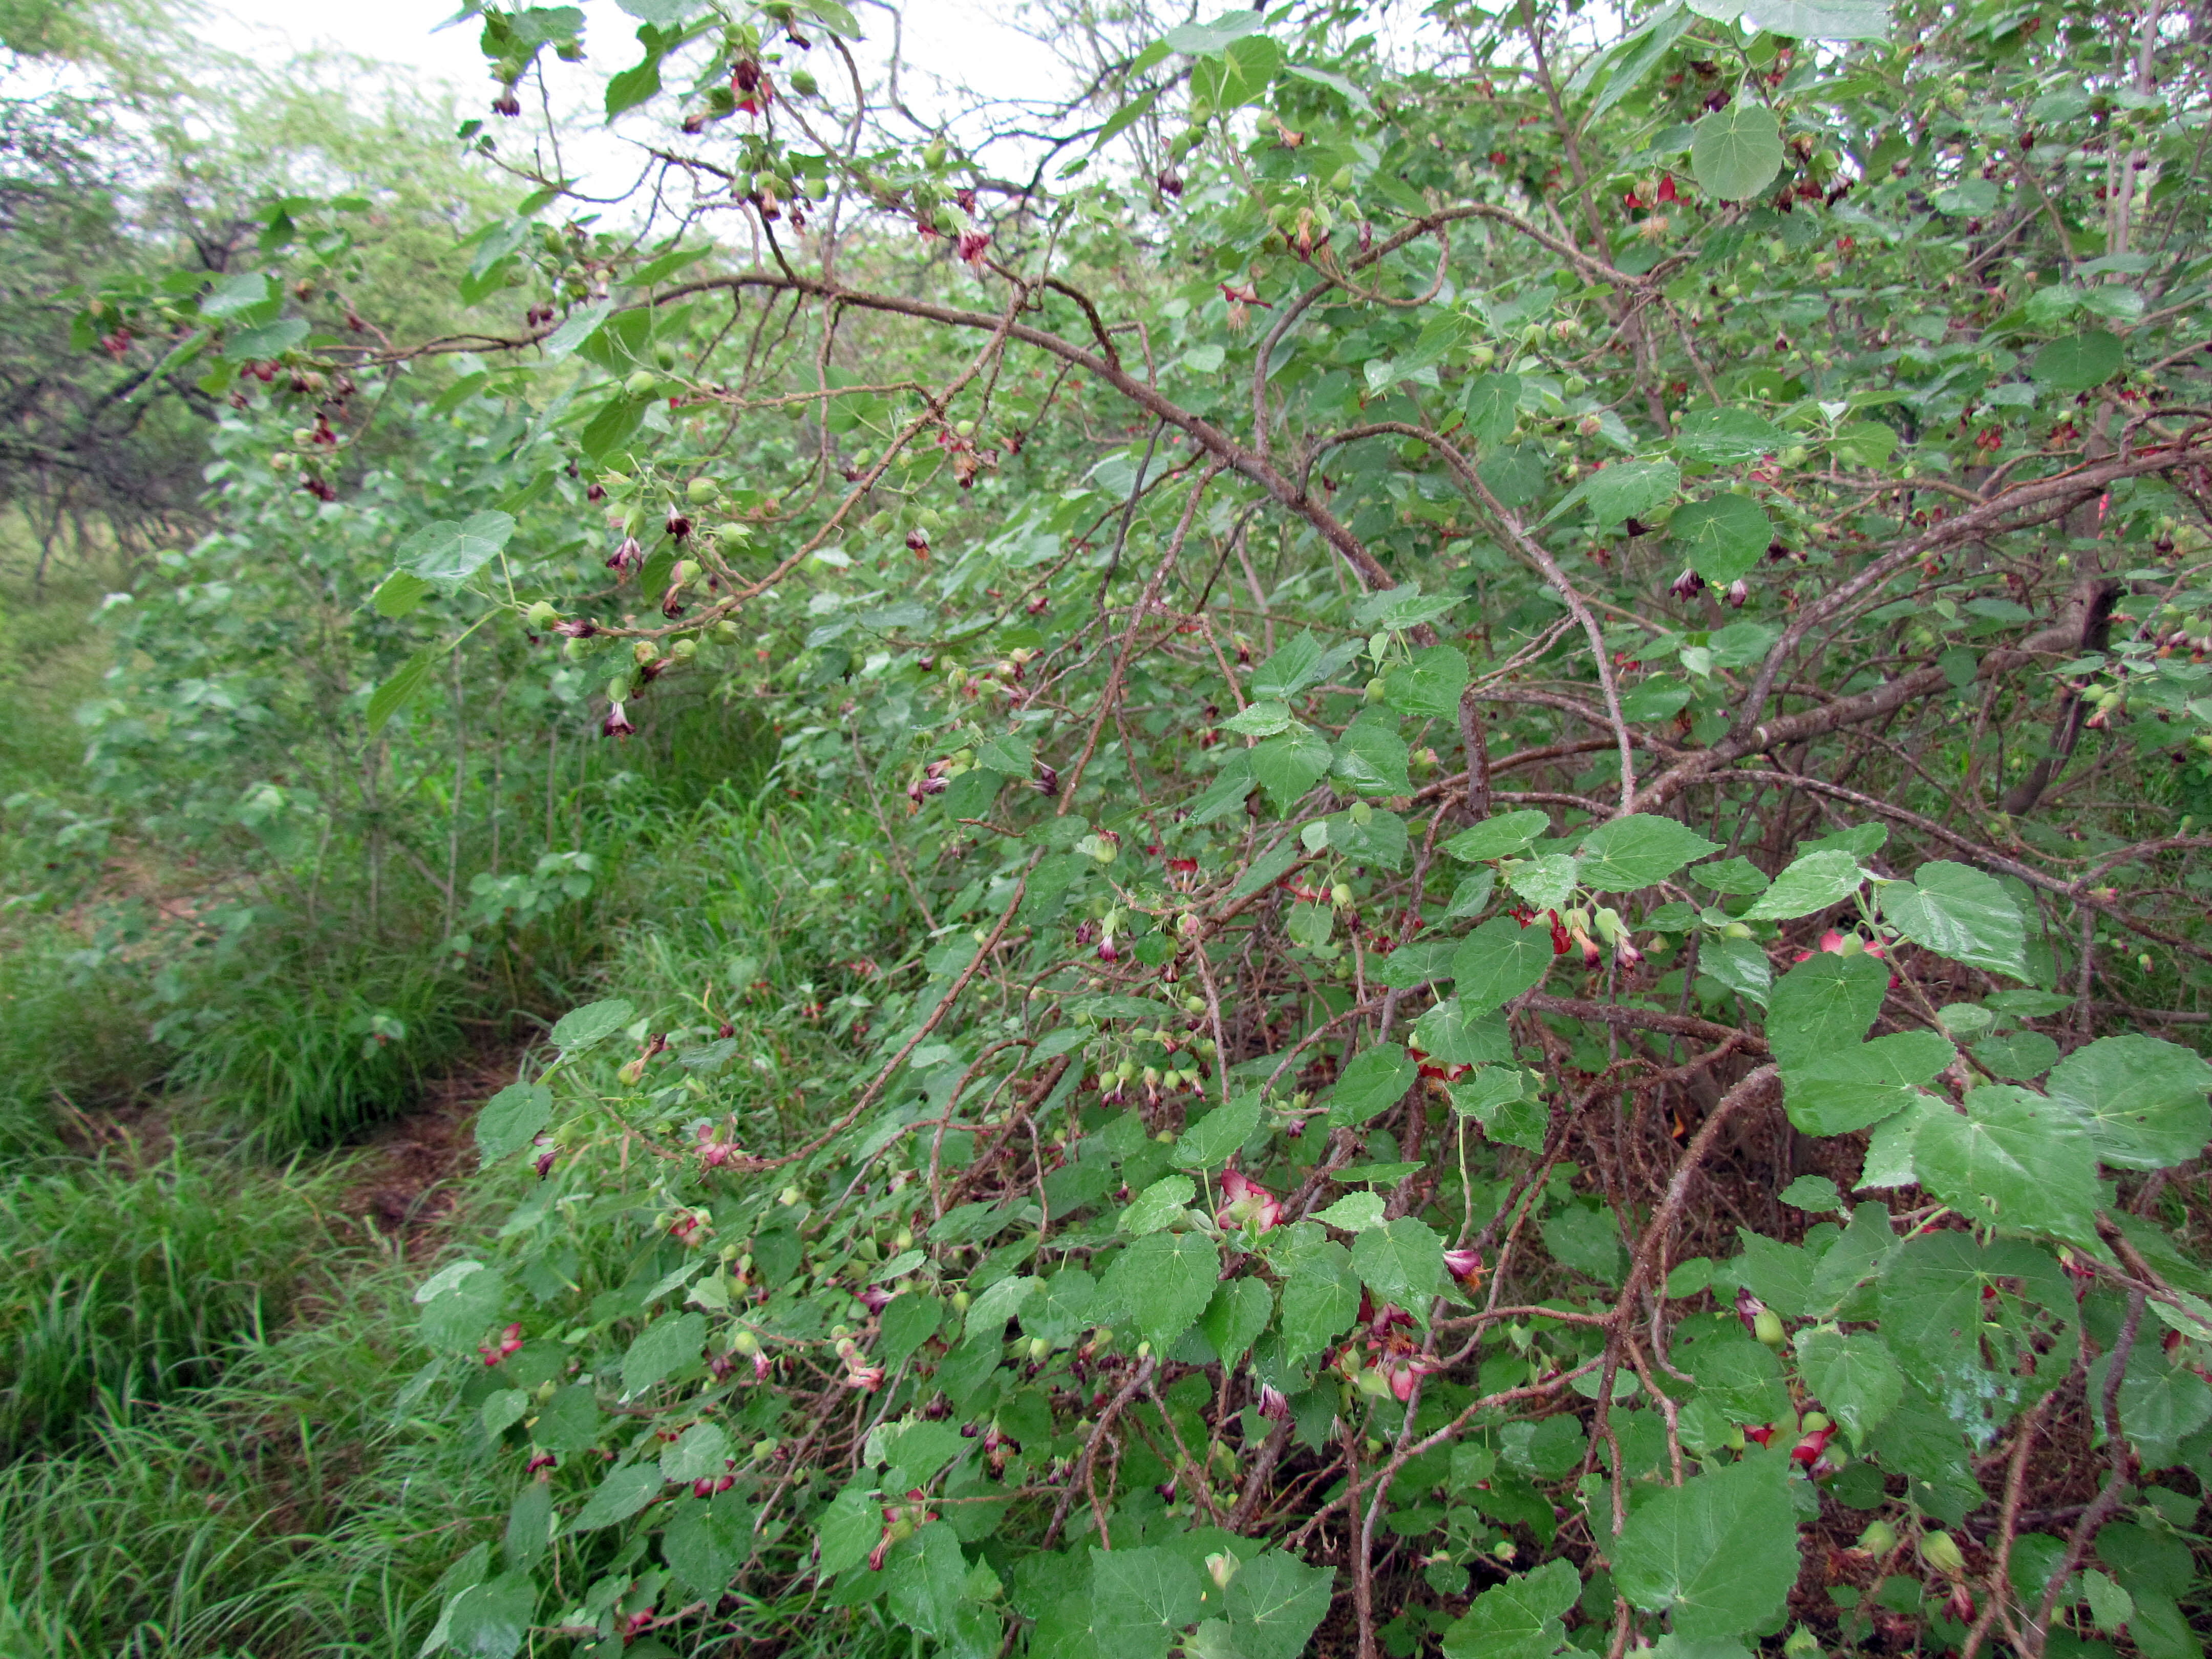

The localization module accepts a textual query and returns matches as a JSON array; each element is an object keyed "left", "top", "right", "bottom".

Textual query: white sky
[
  {"left": 199, "top": 0, "right": 1072, "bottom": 124},
  {"left": 196, "top": 0, "right": 1078, "bottom": 211}
]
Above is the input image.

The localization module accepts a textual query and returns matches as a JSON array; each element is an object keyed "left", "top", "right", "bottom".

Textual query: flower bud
[
  {"left": 1920, "top": 1530, "right": 1965, "bottom": 1577},
  {"left": 1856, "top": 1519, "right": 1898, "bottom": 1556}
]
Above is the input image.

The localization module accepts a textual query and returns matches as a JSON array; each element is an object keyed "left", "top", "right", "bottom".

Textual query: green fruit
[
  {"left": 1800, "top": 1411, "right": 1832, "bottom": 1434},
  {"left": 624, "top": 369, "right": 659, "bottom": 397},
  {"left": 1920, "top": 1531, "right": 1965, "bottom": 1576},
  {"left": 1753, "top": 1308, "right": 1786, "bottom": 1347},
  {"left": 687, "top": 476, "right": 719, "bottom": 503},
  {"left": 1857, "top": 1519, "right": 1898, "bottom": 1555}
]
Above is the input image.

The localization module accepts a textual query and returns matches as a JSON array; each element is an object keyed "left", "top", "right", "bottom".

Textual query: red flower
[
  {"left": 1657, "top": 173, "right": 1679, "bottom": 203},
  {"left": 956, "top": 229, "right": 991, "bottom": 271},
  {"left": 1218, "top": 1164, "right": 1283, "bottom": 1232},
  {"left": 1442, "top": 1248, "right": 1485, "bottom": 1289}
]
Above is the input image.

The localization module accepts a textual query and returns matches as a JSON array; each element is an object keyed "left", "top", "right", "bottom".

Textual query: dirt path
[{"left": 335, "top": 1043, "right": 532, "bottom": 1256}]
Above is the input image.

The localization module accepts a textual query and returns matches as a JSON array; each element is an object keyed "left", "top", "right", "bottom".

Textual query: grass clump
[{"left": 0, "top": 1150, "right": 345, "bottom": 1454}]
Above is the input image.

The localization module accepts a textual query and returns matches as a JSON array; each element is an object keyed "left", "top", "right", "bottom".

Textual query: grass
[
  {"left": 0, "top": 1150, "right": 347, "bottom": 1456},
  {"left": 161, "top": 958, "right": 470, "bottom": 1154},
  {"left": 0, "top": 1255, "right": 508, "bottom": 1658}
]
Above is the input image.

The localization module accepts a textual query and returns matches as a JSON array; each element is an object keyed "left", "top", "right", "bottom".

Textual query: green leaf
[
  {"left": 1543, "top": 1203, "right": 1625, "bottom": 1283},
  {"left": 1250, "top": 727, "right": 1333, "bottom": 809},
  {"left": 1099, "top": 1229, "right": 1219, "bottom": 1349},
  {"left": 880, "top": 1293, "right": 942, "bottom": 1366},
  {"left": 540, "top": 299, "right": 612, "bottom": 362},
  {"left": 200, "top": 270, "right": 272, "bottom": 318},
  {"left": 1351, "top": 1217, "right": 1448, "bottom": 1311},
  {"left": 1093, "top": 1545, "right": 1204, "bottom": 1659},
  {"left": 1879, "top": 1233, "right": 2079, "bottom": 1436},
  {"left": 1739, "top": 849, "right": 1866, "bottom": 920},
  {"left": 1251, "top": 629, "right": 1362, "bottom": 699},
  {"left": 2116, "top": 1357, "right": 2212, "bottom": 1469},
  {"left": 622, "top": 1311, "right": 706, "bottom": 1395},
  {"left": 1543, "top": 458, "right": 1680, "bottom": 527},
  {"left": 1691, "top": 101, "right": 1785, "bottom": 203},
  {"left": 1506, "top": 854, "right": 1578, "bottom": 912},
  {"left": 475, "top": 1082, "right": 552, "bottom": 1164},
  {"left": 606, "top": 53, "right": 664, "bottom": 118},
  {"left": 1444, "top": 811, "right": 1551, "bottom": 862},
  {"left": 1230, "top": 837, "right": 1303, "bottom": 900},
  {"left": 1411, "top": 999, "right": 1514, "bottom": 1065},
  {"left": 1463, "top": 373, "right": 1523, "bottom": 448},
  {"left": 1829, "top": 420, "right": 1899, "bottom": 467},
  {"left": 569, "top": 1462, "right": 661, "bottom": 1533},
  {"left": 1763, "top": 951, "right": 1887, "bottom": 1069},
  {"left": 1670, "top": 495, "right": 1775, "bottom": 587},
  {"left": 660, "top": 1422, "right": 731, "bottom": 1482},
  {"left": 1451, "top": 916, "right": 1556, "bottom": 1011},
  {"left": 1225, "top": 1551, "right": 1336, "bottom": 1659},
  {"left": 1695, "top": 857, "right": 1770, "bottom": 896},
  {"left": 1174, "top": 1092, "right": 1263, "bottom": 1169},
  {"left": 1220, "top": 699, "right": 1293, "bottom": 737},
  {"left": 367, "top": 646, "right": 438, "bottom": 736},
  {"left": 2031, "top": 331, "right": 2124, "bottom": 392},
  {"left": 1189, "top": 32, "right": 1281, "bottom": 109},
  {"left": 1385, "top": 645, "right": 1471, "bottom": 720},
  {"left": 1440, "top": 1558, "right": 1580, "bottom": 1659},
  {"left": 1373, "top": 940, "right": 1458, "bottom": 988},
  {"left": 1614, "top": 1451, "right": 1799, "bottom": 1636},
  {"left": 1023, "top": 1271, "right": 1097, "bottom": 1345},
  {"left": 885, "top": 1521, "right": 975, "bottom": 1640},
  {"left": 1781, "top": 1030, "right": 1954, "bottom": 1135},
  {"left": 2046, "top": 1034, "right": 2212, "bottom": 1170},
  {"left": 1700, "top": 934, "right": 1773, "bottom": 1009},
  {"left": 1199, "top": 1276, "right": 1274, "bottom": 1365},
  {"left": 551, "top": 997, "right": 634, "bottom": 1051},
  {"left": 664, "top": 1489, "right": 753, "bottom": 1596},
  {"left": 1674, "top": 407, "right": 1785, "bottom": 464},
  {"left": 1333, "top": 719, "right": 1411, "bottom": 796},
  {"left": 1120, "top": 1174, "right": 1197, "bottom": 1236},
  {"left": 1915, "top": 1084, "right": 2101, "bottom": 1243},
  {"left": 1312, "top": 1191, "right": 1388, "bottom": 1232},
  {"left": 1277, "top": 1231, "right": 1362, "bottom": 1363},
  {"left": 1328, "top": 1044, "right": 1417, "bottom": 1128},
  {"left": 1451, "top": 1070, "right": 1549, "bottom": 1151},
  {"left": 1576, "top": 814, "right": 1721, "bottom": 890},
  {"left": 371, "top": 570, "right": 433, "bottom": 619},
  {"left": 815, "top": 1480, "right": 883, "bottom": 1576},
  {"left": 222, "top": 316, "right": 307, "bottom": 360},
  {"left": 1778, "top": 1175, "right": 1843, "bottom": 1213},
  {"left": 1881, "top": 862, "right": 2029, "bottom": 980},
  {"left": 402, "top": 511, "right": 517, "bottom": 586},
  {"left": 579, "top": 395, "right": 647, "bottom": 462},
  {"left": 446, "top": 1572, "right": 537, "bottom": 1659},
  {"left": 1590, "top": 4, "right": 1698, "bottom": 118},
  {"left": 1793, "top": 1329, "right": 1903, "bottom": 1445}
]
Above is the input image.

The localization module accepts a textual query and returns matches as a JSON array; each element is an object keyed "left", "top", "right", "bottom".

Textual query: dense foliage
[{"left": 37, "top": 0, "right": 2212, "bottom": 1654}]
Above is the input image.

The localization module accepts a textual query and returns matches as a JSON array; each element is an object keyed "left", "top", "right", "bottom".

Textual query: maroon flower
[
  {"left": 1257, "top": 1384, "right": 1291, "bottom": 1423},
  {"left": 607, "top": 536, "right": 643, "bottom": 576},
  {"left": 603, "top": 701, "right": 635, "bottom": 738},
  {"left": 956, "top": 229, "right": 991, "bottom": 271},
  {"left": 1442, "top": 1248, "right": 1485, "bottom": 1289},
  {"left": 1671, "top": 567, "right": 1706, "bottom": 600}
]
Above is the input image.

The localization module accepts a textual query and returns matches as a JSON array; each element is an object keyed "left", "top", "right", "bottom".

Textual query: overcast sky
[{"left": 200, "top": 0, "right": 1072, "bottom": 119}]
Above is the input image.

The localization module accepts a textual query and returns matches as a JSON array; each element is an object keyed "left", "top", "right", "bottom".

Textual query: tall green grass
[
  {"left": 0, "top": 1257, "right": 504, "bottom": 1659},
  {"left": 0, "top": 1151, "right": 345, "bottom": 1454},
  {"left": 160, "top": 960, "right": 468, "bottom": 1154}
]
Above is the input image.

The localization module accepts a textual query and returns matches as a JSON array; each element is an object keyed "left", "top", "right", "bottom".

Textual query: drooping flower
[
  {"left": 607, "top": 536, "right": 643, "bottom": 576},
  {"left": 1257, "top": 1384, "right": 1291, "bottom": 1423},
  {"left": 1217, "top": 1164, "right": 1283, "bottom": 1232},
  {"left": 1442, "top": 1248, "right": 1485, "bottom": 1290}
]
